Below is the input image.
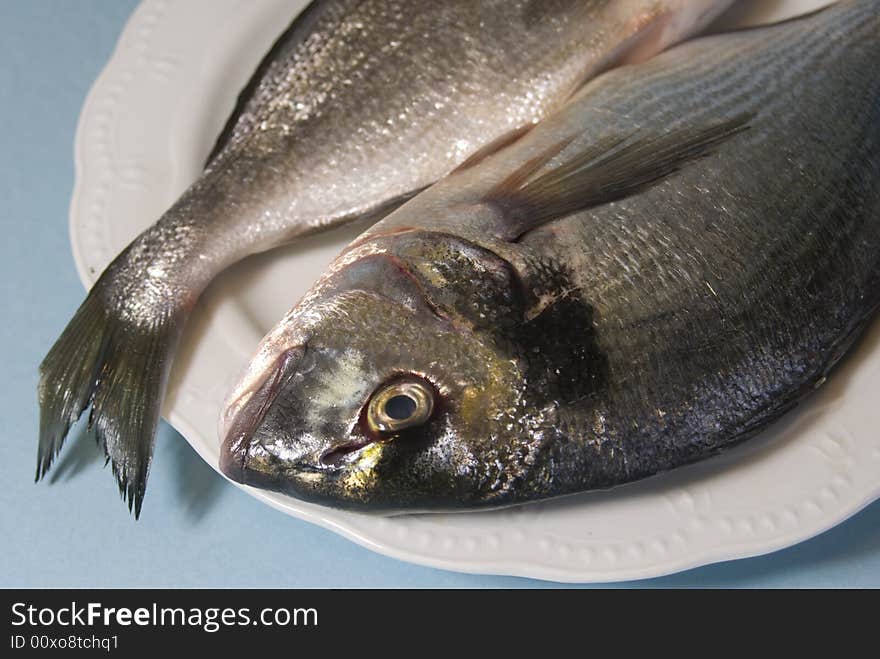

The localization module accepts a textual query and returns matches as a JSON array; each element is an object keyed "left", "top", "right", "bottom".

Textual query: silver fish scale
[
  {"left": 213, "top": 0, "right": 609, "bottom": 153},
  {"left": 514, "top": 3, "right": 880, "bottom": 492},
  {"left": 165, "top": 0, "right": 629, "bottom": 287}
]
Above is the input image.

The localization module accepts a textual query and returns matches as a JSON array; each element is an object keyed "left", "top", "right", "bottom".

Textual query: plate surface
[{"left": 70, "top": 0, "right": 880, "bottom": 582}]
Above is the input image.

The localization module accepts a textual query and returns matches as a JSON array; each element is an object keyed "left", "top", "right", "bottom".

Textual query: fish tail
[{"left": 37, "top": 273, "right": 185, "bottom": 518}]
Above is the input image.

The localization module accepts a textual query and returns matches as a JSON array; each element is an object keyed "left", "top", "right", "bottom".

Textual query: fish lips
[{"left": 219, "top": 346, "right": 306, "bottom": 488}]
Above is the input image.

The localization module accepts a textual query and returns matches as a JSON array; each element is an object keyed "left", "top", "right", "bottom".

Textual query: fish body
[
  {"left": 38, "top": 0, "right": 732, "bottom": 514},
  {"left": 221, "top": 0, "right": 880, "bottom": 510}
]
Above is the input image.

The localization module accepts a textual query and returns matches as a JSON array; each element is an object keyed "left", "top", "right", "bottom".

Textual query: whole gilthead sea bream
[
  {"left": 220, "top": 0, "right": 880, "bottom": 511},
  {"left": 38, "top": 0, "right": 733, "bottom": 515}
]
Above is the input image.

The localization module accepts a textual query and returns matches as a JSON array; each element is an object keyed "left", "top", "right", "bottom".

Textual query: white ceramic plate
[{"left": 70, "top": 0, "right": 880, "bottom": 582}]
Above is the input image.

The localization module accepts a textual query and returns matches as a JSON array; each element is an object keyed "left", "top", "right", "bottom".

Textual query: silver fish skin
[
  {"left": 37, "top": 0, "right": 732, "bottom": 515},
  {"left": 220, "top": 0, "right": 880, "bottom": 511}
]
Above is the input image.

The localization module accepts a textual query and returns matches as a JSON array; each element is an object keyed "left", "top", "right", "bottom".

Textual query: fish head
[{"left": 219, "top": 231, "right": 576, "bottom": 510}]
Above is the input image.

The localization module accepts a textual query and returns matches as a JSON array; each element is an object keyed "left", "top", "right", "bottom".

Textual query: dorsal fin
[{"left": 485, "top": 113, "right": 753, "bottom": 241}]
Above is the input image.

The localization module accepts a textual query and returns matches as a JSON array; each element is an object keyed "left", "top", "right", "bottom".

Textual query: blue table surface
[{"left": 2, "top": 0, "right": 878, "bottom": 588}]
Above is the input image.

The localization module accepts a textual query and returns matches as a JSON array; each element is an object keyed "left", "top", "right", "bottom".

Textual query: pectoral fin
[{"left": 486, "top": 113, "right": 753, "bottom": 241}]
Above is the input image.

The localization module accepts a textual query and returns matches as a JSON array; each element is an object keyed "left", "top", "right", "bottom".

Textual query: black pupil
[{"left": 384, "top": 394, "right": 417, "bottom": 420}]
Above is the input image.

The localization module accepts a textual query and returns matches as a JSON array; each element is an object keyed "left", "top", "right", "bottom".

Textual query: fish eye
[
  {"left": 384, "top": 394, "right": 417, "bottom": 420},
  {"left": 366, "top": 379, "right": 435, "bottom": 434}
]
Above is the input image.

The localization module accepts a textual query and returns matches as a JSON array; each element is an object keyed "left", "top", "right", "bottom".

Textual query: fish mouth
[
  {"left": 219, "top": 346, "right": 303, "bottom": 485},
  {"left": 219, "top": 343, "right": 384, "bottom": 489}
]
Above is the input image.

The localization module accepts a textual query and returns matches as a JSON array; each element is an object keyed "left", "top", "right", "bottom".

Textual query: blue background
[{"left": 1, "top": 0, "right": 878, "bottom": 588}]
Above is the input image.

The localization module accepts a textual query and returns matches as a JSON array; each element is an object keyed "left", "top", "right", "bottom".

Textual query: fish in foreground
[
  {"left": 221, "top": 0, "right": 880, "bottom": 511},
  {"left": 37, "top": 0, "right": 733, "bottom": 515}
]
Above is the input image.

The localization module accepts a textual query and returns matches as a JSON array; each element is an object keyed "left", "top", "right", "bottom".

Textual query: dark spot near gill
[
  {"left": 519, "top": 293, "right": 608, "bottom": 405},
  {"left": 497, "top": 260, "right": 608, "bottom": 407},
  {"left": 394, "top": 232, "right": 607, "bottom": 407}
]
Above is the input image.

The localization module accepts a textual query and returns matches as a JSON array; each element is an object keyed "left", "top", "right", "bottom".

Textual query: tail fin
[{"left": 37, "top": 278, "right": 184, "bottom": 517}]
